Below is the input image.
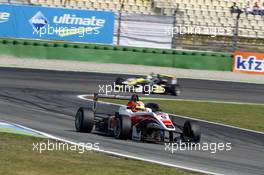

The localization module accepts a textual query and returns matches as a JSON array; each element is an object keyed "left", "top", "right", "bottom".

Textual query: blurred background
[{"left": 1, "top": 0, "right": 263, "bottom": 52}]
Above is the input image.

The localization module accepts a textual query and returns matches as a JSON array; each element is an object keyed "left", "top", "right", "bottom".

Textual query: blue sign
[{"left": 0, "top": 4, "right": 115, "bottom": 44}]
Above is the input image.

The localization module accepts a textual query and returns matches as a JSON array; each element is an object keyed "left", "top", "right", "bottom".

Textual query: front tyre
[
  {"left": 114, "top": 116, "right": 131, "bottom": 140},
  {"left": 75, "top": 107, "right": 94, "bottom": 133},
  {"left": 145, "top": 103, "right": 161, "bottom": 112},
  {"left": 182, "top": 121, "right": 201, "bottom": 143}
]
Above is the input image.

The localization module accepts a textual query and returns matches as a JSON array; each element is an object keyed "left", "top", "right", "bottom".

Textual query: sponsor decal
[
  {"left": 30, "top": 12, "right": 106, "bottom": 37},
  {"left": 233, "top": 51, "right": 264, "bottom": 74},
  {"left": 0, "top": 12, "right": 10, "bottom": 23},
  {"left": 0, "top": 4, "right": 114, "bottom": 44},
  {"left": 52, "top": 14, "right": 105, "bottom": 37},
  {"left": 29, "top": 11, "right": 49, "bottom": 31},
  {"left": 52, "top": 14, "right": 105, "bottom": 27},
  {"left": 157, "top": 112, "right": 168, "bottom": 119}
]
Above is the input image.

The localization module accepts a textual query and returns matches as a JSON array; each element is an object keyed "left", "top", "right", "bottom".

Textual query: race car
[
  {"left": 114, "top": 73, "right": 181, "bottom": 96},
  {"left": 75, "top": 94, "right": 201, "bottom": 143}
]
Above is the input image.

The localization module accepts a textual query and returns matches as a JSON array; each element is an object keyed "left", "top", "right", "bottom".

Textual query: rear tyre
[
  {"left": 115, "top": 77, "right": 125, "bottom": 85},
  {"left": 182, "top": 121, "right": 201, "bottom": 143},
  {"left": 145, "top": 103, "right": 161, "bottom": 112},
  {"left": 75, "top": 107, "right": 94, "bottom": 133},
  {"left": 114, "top": 116, "right": 131, "bottom": 140},
  {"left": 171, "top": 85, "right": 181, "bottom": 96}
]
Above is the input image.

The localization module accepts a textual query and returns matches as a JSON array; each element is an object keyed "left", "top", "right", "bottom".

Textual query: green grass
[
  {"left": 0, "top": 132, "right": 201, "bottom": 175},
  {"left": 0, "top": 128, "right": 45, "bottom": 138},
  {"left": 94, "top": 98, "right": 264, "bottom": 132}
]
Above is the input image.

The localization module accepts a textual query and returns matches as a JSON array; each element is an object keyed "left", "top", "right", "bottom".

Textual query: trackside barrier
[
  {"left": 0, "top": 4, "right": 114, "bottom": 44},
  {"left": 233, "top": 51, "right": 264, "bottom": 74},
  {"left": 0, "top": 38, "right": 233, "bottom": 71}
]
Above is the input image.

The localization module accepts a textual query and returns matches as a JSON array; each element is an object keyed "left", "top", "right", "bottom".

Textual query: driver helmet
[
  {"left": 133, "top": 101, "right": 145, "bottom": 112},
  {"left": 146, "top": 75, "right": 152, "bottom": 80}
]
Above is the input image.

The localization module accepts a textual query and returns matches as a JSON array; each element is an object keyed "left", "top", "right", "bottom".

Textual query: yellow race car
[{"left": 114, "top": 73, "right": 181, "bottom": 96}]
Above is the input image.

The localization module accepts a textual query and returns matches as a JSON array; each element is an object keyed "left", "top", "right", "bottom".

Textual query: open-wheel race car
[
  {"left": 114, "top": 73, "right": 181, "bottom": 96},
  {"left": 75, "top": 94, "right": 201, "bottom": 143}
]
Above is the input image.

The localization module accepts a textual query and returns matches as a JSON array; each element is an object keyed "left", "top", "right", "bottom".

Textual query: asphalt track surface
[{"left": 0, "top": 67, "right": 263, "bottom": 175}]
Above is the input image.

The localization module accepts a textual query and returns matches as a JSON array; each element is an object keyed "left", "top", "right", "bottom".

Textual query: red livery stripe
[{"left": 162, "top": 120, "right": 172, "bottom": 125}]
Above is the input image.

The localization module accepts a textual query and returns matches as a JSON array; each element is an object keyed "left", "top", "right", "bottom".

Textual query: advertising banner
[
  {"left": 0, "top": 4, "right": 114, "bottom": 44},
  {"left": 233, "top": 51, "right": 264, "bottom": 74},
  {"left": 114, "top": 13, "right": 174, "bottom": 49}
]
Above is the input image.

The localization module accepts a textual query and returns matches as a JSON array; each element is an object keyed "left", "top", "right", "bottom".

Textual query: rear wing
[
  {"left": 159, "top": 74, "right": 176, "bottom": 78},
  {"left": 93, "top": 93, "right": 132, "bottom": 101},
  {"left": 92, "top": 93, "right": 139, "bottom": 112}
]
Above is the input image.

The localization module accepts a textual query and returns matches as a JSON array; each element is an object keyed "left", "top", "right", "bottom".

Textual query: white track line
[
  {"left": 78, "top": 94, "right": 264, "bottom": 135},
  {"left": 79, "top": 94, "right": 264, "bottom": 106},
  {"left": 1, "top": 120, "right": 220, "bottom": 175},
  {"left": 140, "top": 97, "right": 264, "bottom": 106}
]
